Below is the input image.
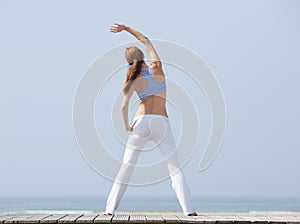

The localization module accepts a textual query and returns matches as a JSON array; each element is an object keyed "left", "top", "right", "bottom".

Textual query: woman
[{"left": 103, "top": 23, "right": 198, "bottom": 216}]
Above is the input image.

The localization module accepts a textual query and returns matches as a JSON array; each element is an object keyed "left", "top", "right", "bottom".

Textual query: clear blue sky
[{"left": 0, "top": 0, "right": 300, "bottom": 200}]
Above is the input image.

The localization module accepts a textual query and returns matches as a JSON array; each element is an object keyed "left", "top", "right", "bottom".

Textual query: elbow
[
  {"left": 121, "top": 105, "right": 127, "bottom": 111},
  {"left": 142, "top": 36, "right": 150, "bottom": 44}
]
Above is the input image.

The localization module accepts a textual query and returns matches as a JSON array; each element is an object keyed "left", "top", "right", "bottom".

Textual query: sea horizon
[{"left": 1, "top": 196, "right": 299, "bottom": 212}]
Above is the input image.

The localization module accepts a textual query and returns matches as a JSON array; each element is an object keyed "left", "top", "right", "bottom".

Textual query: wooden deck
[{"left": 0, "top": 211, "right": 300, "bottom": 224}]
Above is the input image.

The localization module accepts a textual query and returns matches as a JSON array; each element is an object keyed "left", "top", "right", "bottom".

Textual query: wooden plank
[
  {"left": 202, "top": 215, "right": 234, "bottom": 222},
  {"left": 221, "top": 215, "right": 245, "bottom": 222},
  {"left": 269, "top": 215, "right": 300, "bottom": 223},
  {"left": 19, "top": 214, "right": 52, "bottom": 223},
  {"left": 94, "top": 214, "right": 113, "bottom": 223},
  {"left": 58, "top": 214, "right": 84, "bottom": 223},
  {"left": 4, "top": 214, "right": 33, "bottom": 223},
  {"left": 234, "top": 213, "right": 300, "bottom": 224},
  {"left": 192, "top": 215, "right": 216, "bottom": 224},
  {"left": 0, "top": 215, "right": 15, "bottom": 223},
  {"left": 145, "top": 214, "right": 164, "bottom": 223},
  {"left": 176, "top": 215, "right": 197, "bottom": 223},
  {"left": 129, "top": 214, "right": 147, "bottom": 223},
  {"left": 1, "top": 215, "right": 18, "bottom": 224},
  {"left": 40, "top": 214, "right": 68, "bottom": 223},
  {"left": 111, "top": 214, "right": 129, "bottom": 223},
  {"left": 254, "top": 215, "right": 283, "bottom": 223},
  {"left": 161, "top": 214, "right": 181, "bottom": 224},
  {"left": 239, "top": 215, "right": 275, "bottom": 223},
  {"left": 262, "top": 215, "right": 283, "bottom": 221},
  {"left": 1, "top": 211, "right": 300, "bottom": 224},
  {"left": 76, "top": 214, "right": 99, "bottom": 223},
  {"left": 233, "top": 215, "right": 253, "bottom": 223},
  {"left": 0, "top": 214, "right": 10, "bottom": 219}
]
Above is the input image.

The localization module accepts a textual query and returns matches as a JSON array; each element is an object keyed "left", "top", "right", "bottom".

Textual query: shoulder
[
  {"left": 150, "top": 60, "right": 162, "bottom": 70},
  {"left": 149, "top": 61, "right": 164, "bottom": 77},
  {"left": 132, "top": 73, "right": 146, "bottom": 90}
]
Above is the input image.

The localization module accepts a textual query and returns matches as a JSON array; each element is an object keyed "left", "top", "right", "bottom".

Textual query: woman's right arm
[{"left": 110, "top": 23, "right": 162, "bottom": 70}]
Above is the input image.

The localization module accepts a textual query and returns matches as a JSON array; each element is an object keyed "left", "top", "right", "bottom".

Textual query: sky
[{"left": 0, "top": 0, "right": 300, "bottom": 203}]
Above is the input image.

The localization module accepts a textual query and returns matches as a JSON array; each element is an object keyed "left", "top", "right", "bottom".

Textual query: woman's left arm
[{"left": 121, "top": 85, "right": 135, "bottom": 132}]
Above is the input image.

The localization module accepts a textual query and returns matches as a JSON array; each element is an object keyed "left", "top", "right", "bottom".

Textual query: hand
[
  {"left": 126, "top": 120, "right": 137, "bottom": 132},
  {"left": 125, "top": 125, "right": 133, "bottom": 132},
  {"left": 110, "top": 23, "right": 127, "bottom": 33}
]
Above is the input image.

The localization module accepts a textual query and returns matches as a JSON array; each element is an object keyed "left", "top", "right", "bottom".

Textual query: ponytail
[{"left": 123, "top": 60, "right": 144, "bottom": 94}]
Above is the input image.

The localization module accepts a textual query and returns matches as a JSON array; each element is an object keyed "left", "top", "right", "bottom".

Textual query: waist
[
  {"left": 133, "top": 113, "right": 169, "bottom": 120},
  {"left": 136, "top": 96, "right": 167, "bottom": 117}
]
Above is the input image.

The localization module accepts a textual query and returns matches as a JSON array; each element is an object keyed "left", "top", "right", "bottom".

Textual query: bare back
[{"left": 133, "top": 62, "right": 168, "bottom": 117}]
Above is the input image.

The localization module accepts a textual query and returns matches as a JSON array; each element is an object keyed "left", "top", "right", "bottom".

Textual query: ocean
[{"left": 0, "top": 196, "right": 299, "bottom": 212}]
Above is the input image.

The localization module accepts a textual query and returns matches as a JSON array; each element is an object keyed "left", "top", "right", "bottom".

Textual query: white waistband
[{"left": 133, "top": 114, "right": 169, "bottom": 120}]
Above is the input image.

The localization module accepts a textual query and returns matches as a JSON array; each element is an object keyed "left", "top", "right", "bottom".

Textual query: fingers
[
  {"left": 109, "top": 22, "right": 126, "bottom": 33},
  {"left": 111, "top": 23, "right": 120, "bottom": 29},
  {"left": 109, "top": 23, "right": 120, "bottom": 33},
  {"left": 110, "top": 24, "right": 119, "bottom": 28},
  {"left": 109, "top": 26, "right": 118, "bottom": 33},
  {"left": 109, "top": 27, "right": 117, "bottom": 33}
]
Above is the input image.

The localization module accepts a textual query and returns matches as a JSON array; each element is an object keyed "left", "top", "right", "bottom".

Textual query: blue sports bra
[{"left": 136, "top": 66, "right": 166, "bottom": 100}]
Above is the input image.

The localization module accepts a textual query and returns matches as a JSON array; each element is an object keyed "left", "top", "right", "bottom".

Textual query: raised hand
[{"left": 109, "top": 23, "right": 127, "bottom": 33}]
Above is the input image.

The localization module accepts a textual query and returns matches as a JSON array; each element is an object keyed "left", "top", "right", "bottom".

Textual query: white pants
[{"left": 105, "top": 114, "right": 195, "bottom": 215}]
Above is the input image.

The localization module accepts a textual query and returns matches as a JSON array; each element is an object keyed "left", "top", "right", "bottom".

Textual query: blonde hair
[{"left": 123, "top": 46, "right": 145, "bottom": 94}]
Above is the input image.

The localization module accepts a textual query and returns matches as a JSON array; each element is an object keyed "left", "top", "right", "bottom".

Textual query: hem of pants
[{"left": 104, "top": 209, "right": 115, "bottom": 215}]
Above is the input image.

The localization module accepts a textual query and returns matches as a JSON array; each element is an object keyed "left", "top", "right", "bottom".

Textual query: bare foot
[
  {"left": 102, "top": 212, "right": 113, "bottom": 216},
  {"left": 188, "top": 212, "right": 198, "bottom": 216}
]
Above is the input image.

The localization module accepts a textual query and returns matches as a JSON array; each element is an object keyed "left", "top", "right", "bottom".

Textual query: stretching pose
[{"left": 103, "top": 23, "right": 198, "bottom": 216}]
